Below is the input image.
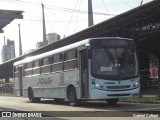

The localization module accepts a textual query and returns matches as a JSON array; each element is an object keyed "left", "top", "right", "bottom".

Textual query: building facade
[
  {"left": 47, "top": 33, "right": 60, "bottom": 44},
  {"left": 1, "top": 39, "right": 15, "bottom": 63},
  {"left": 36, "top": 33, "right": 60, "bottom": 49},
  {"left": 36, "top": 41, "right": 44, "bottom": 49}
]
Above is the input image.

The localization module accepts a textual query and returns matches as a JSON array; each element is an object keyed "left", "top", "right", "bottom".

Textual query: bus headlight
[
  {"left": 95, "top": 84, "right": 103, "bottom": 89},
  {"left": 133, "top": 82, "right": 140, "bottom": 88},
  {"left": 96, "top": 83, "right": 100, "bottom": 87}
]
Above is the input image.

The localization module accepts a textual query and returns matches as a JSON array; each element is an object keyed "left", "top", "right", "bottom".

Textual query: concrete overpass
[
  {"left": 0, "top": 9, "right": 23, "bottom": 81},
  {"left": 0, "top": 0, "right": 160, "bottom": 95},
  {"left": 0, "top": 10, "right": 23, "bottom": 33}
]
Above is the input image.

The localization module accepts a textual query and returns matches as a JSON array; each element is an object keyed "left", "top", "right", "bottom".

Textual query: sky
[{"left": 0, "top": 0, "right": 153, "bottom": 62}]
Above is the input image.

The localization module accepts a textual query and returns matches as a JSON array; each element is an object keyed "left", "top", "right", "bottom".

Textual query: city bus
[{"left": 13, "top": 37, "right": 140, "bottom": 106}]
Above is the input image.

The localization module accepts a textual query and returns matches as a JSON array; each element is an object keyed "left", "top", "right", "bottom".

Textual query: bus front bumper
[{"left": 90, "top": 87, "right": 140, "bottom": 100}]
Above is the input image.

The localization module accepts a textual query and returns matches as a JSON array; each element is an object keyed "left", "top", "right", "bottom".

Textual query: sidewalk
[{"left": 120, "top": 96, "right": 160, "bottom": 104}]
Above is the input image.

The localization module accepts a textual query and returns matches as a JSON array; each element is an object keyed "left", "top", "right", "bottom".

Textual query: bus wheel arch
[
  {"left": 67, "top": 85, "right": 78, "bottom": 106},
  {"left": 28, "top": 87, "right": 40, "bottom": 103},
  {"left": 28, "top": 87, "right": 33, "bottom": 101}
]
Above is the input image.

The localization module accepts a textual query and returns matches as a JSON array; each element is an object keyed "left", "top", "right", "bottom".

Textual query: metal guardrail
[
  {"left": 140, "top": 68, "right": 159, "bottom": 95},
  {"left": 0, "top": 83, "right": 14, "bottom": 95}
]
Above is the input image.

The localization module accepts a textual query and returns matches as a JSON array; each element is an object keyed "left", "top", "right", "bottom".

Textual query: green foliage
[
  {"left": 121, "top": 96, "right": 160, "bottom": 103},
  {"left": 0, "top": 80, "right": 4, "bottom": 84}
]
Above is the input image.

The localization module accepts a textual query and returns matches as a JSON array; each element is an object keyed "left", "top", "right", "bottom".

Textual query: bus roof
[
  {"left": 14, "top": 37, "right": 133, "bottom": 66},
  {"left": 14, "top": 38, "right": 90, "bottom": 66}
]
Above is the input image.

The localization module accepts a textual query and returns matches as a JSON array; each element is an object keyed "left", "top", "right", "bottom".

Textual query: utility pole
[
  {"left": 4, "top": 36, "right": 5, "bottom": 45},
  {"left": 88, "top": 0, "right": 94, "bottom": 27},
  {"left": 42, "top": 3, "right": 47, "bottom": 46},
  {"left": 18, "top": 24, "right": 22, "bottom": 56},
  {"left": 140, "top": 0, "right": 143, "bottom": 6},
  {"left": 158, "top": 58, "right": 160, "bottom": 97}
]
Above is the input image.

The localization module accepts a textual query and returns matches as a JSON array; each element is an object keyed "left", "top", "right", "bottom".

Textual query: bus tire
[
  {"left": 106, "top": 98, "right": 118, "bottom": 105},
  {"left": 28, "top": 88, "right": 40, "bottom": 103},
  {"left": 68, "top": 87, "right": 78, "bottom": 106}
]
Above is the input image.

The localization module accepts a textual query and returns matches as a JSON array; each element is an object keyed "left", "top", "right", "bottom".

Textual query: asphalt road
[{"left": 0, "top": 96, "right": 159, "bottom": 120}]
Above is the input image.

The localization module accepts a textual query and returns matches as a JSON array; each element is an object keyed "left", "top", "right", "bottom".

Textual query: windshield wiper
[{"left": 104, "top": 48, "right": 116, "bottom": 67}]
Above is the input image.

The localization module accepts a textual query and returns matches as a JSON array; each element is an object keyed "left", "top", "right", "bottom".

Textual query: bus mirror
[
  {"left": 88, "top": 49, "right": 91, "bottom": 59},
  {"left": 85, "top": 44, "right": 90, "bottom": 47},
  {"left": 79, "top": 44, "right": 90, "bottom": 50}
]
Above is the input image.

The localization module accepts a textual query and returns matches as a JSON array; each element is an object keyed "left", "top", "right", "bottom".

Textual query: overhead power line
[
  {"left": 102, "top": 0, "right": 109, "bottom": 14},
  {"left": 121, "top": 0, "right": 133, "bottom": 8},
  {"left": 23, "top": 18, "right": 108, "bottom": 23},
  {"left": 64, "top": 0, "right": 79, "bottom": 36},
  {"left": 45, "top": 5, "right": 115, "bottom": 16},
  {"left": 74, "top": 0, "right": 82, "bottom": 33},
  {"left": 0, "top": 0, "right": 115, "bottom": 16},
  {"left": 1, "top": 0, "right": 39, "bottom": 6}
]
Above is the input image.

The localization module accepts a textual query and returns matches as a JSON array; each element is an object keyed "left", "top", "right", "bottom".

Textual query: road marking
[{"left": 128, "top": 107, "right": 160, "bottom": 111}]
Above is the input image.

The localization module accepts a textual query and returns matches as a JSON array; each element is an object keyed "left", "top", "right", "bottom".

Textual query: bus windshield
[{"left": 91, "top": 40, "right": 138, "bottom": 80}]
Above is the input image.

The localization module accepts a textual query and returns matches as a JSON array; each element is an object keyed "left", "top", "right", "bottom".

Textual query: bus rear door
[{"left": 18, "top": 66, "right": 23, "bottom": 96}]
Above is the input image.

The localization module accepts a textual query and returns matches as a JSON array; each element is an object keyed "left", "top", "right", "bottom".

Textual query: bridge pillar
[
  {"left": 5, "top": 74, "right": 9, "bottom": 83},
  {"left": 158, "top": 58, "right": 160, "bottom": 97},
  {"left": 138, "top": 48, "right": 150, "bottom": 96}
]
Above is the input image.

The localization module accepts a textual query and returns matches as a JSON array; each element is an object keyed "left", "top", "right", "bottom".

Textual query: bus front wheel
[
  {"left": 68, "top": 87, "right": 78, "bottom": 106},
  {"left": 106, "top": 98, "right": 118, "bottom": 105},
  {"left": 28, "top": 88, "right": 40, "bottom": 103}
]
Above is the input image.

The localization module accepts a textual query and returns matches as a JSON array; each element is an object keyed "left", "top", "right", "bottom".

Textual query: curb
[{"left": 120, "top": 100, "right": 160, "bottom": 104}]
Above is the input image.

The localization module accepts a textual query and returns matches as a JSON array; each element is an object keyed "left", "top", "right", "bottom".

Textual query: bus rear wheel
[
  {"left": 106, "top": 98, "right": 118, "bottom": 105},
  {"left": 54, "top": 98, "right": 64, "bottom": 103},
  {"left": 68, "top": 87, "right": 78, "bottom": 106},
  {"left": 28, "top": 88, "right": 40, "bottom": 103}
]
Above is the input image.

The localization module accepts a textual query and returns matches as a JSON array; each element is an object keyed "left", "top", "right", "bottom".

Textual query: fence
[
  {"left": 140, "top": 68, "right": 159, "bottom": 95},
  {"left": 0, "top": 83, "right": 14, "bottom": 95}
]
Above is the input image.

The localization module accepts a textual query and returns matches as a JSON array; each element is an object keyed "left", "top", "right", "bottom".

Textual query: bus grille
[
  {"left": 107, "top": 94, "right": 131, "bottom": 96},
  {"left": 106, "top": 85, "right": 130, "bottom": 89}
]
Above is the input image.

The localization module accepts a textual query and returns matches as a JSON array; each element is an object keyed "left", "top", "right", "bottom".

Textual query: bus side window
[
  {"left": 24, "top": 62, "right": 32, "bottom": 77},
  {"left": 41, "top": 57, "right": 51, "bottom": 74},
  {"left": 25, "top": 62, "right": 32, "bottom": 69},
  {"left": 52, "top": 54, "right": 62, "bottom": 63},
  {"left": 41, "top": 57, "right": 50, "bottom": 66},
  {"left": 64, "top": 49, "right": 77, "bottom": 61},
  {"left": 52, "top": 53, "right": 62, "bottom": 72},
  {"left": 64, "top": 49, "right": 78, "bottom": 70},
  {"left": 32, "top": 60, "right": 40, "bottom": 75}
]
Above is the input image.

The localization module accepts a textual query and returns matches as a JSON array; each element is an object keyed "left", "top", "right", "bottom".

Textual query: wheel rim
[
  {"left": 69, "top": 91, "right": 75, "bottom": 103},
  {"left": 28, "top": 89, "right": 33, "bottom": 100}
]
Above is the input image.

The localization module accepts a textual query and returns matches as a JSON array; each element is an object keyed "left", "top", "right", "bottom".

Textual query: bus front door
[{"left": 80, "top": 49, "right": 89, "bottom": 98}]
